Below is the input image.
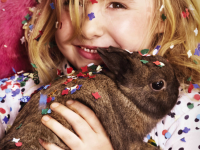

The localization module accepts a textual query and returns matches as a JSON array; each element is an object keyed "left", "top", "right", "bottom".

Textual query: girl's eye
[{"left": 108, "top": 2, "right": 126, "bottom": 9}]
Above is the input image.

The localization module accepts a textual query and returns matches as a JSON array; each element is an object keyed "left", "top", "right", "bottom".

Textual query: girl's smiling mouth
[{"left": 76, "top": 45, "right": 108, "bottom": 60}]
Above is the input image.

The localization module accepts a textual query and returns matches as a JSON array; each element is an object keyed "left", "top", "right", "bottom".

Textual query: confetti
[
  {"left": 140, "top": 60, "right": 149, "bottom": 64},
  {"left": 81, "top": 66, "right": 88, "bottom": 72},
  {"left": 88, "top": 12, "right": 95, "bottom": 20},
  {"left": 182, "top": 127, "right": 190, "bottom": 133},
  {"left": 197, "top": 114, "right": 200, "bottom": 120},
  {"left": 16, "top": 123, "right": 22, "bottom": 130},
  {"left": 19, "top": 96, "right": 30, "bottom": 103},
  {"left": 50, "top": 2, "right": 55, "bottom": 9},
  {"left": 67, "top": 67, "right": 73, "bottom": 74},
  {"left": 12, "top": 67, "right": 16, "bottom": 74},
  {"left": 57, "top": 69, "right": 61, "bottom": 75},
  {"left": 194, "top": 94, "right": 200, "bottom": 100},
  {"left": 42, "top": 108, "right": 48, "bottom": 115},
  {"left": 15, "top": 142, "right": 22, "bottom": 147},
  {"left": 187, "top": 50, "right": 192, "bottom": 58},
  {"left": 47, "top": 97, "right": 52, "bottom": 103},
  {"left": 52, "top": 97, "right": 55, "bottom": 100},
  {"left": 124, "top": 49, "right": 133, "bottom": 54},
  {"left": 147, "top": 134, "right": 151, "bottom": 140},
  {"left": 63, "top": 78, "right": 73, "bottom": 85},
  {"left": 47, "top": 109, "right": 51, "bottom": 114},
  {"left": 153, "top": 61, "right": 161, "bottom": 66},
  {"left": 5, "top": 89, "right": 11, "bottom": 93},
  {"left": 165, "top": 132, "right": 171, "bottom": 139},
  {"left": 92, "top": 92, "right": 101, "bottom": 99},
  {"left": 43, "top": 84, "right": 51, "bottom": 89},
  {"left": 29, "top": 24, "right": 34, "bottom": 31},
  {"left": 3, "top": 116, "right": 9, "bottom": 124},
  {"left": 170, "top": 45, "right": 174, "bottom": 49},
  {"left": 12, "top": 138, "right": 20, "bottom": 143},
  {"left": 159, "top": 5, "right": 164, "bottom": 12},
  {"left": 187, "top": 76, "right": 192, "bottom": 82},
  {"left": 180, "top": 137, "right": 186, "bottom": 142},
  {"left": 90, "top": 0, "right": 98, "bottom": 4},
  {"left": 194, "top": 47, "right": 200, "bottom": 56},
  {"left": 189, "top": 4, "right": 194, "bottom": 11},
  {"left": 12, "top": 89, "right": 20, "bottom": 97},
  {"left": 188, "top": 82, "right": 194, "bottom": 93},
  {"left": 152, "top": 45, "right": 161, "bottom": 56},
  {"left": 39, "top": 94, "right": 47, "bottom": 109},
  {"left": 77, "top": 72, "right": 84, "bottom": 77},
  {"left": 141, "top": 49, "right": 149, "bottom": 55},
  {"left": 31, "top": 63, "right": 37, "bottom": 68},
  {"left": 182, "top": 8, "right": 189, "bottom": 19},
  {"left": 194, "top": 28, "right": 198, "bottom": 36},
  {"left": 0, "top": 108, "right": 6, "bottom": 114},
  {"left": 193, "top": 84, "right": 200, "bottom": 88},
  {"left": 62, "top": 89, "right": 69, "bottom": 95},
  {"left": 161, "top": 14, "right": 167, "bottom": 21}
]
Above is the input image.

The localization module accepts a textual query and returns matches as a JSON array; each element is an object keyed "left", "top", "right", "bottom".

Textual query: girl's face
[{"left": 55, "top": 0, "right": 156, "bottom": 69}]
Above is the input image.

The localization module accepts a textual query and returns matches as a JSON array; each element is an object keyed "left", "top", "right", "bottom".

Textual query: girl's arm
[{"left": 40, "top": 100, "right": 114, "bottom": 150}]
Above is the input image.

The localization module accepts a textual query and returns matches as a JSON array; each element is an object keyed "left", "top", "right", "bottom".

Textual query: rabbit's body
[{"left": 0, "top": 47, "right": 180, "bottom": 150}]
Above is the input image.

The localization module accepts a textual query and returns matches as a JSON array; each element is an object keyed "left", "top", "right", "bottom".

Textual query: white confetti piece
[
  {"left": 4, "top": 45, "right": 7, "bottom": 48},
  {"left": 160, "top": 5, "right": 164, "bottom": 12},
  {"left": 124, "top": 49, "right": 133, "bottom": 54},
  {"left": 160, "top": 62, "right": 165, "bottom": 67},
  {"left": 187, "top": 50, "right": 192, "bottom": 58},
  {"left": 194, "top": 28, "right": 198, "bottom": 36},
  {"left": 2, "top": 9, "right": 5, "bottom": 11},
  {"left": 170, "top": 45, "right": 174, "bottom": 49},
  {"left": 12, "top": 138, "right": 20, "bottom": 143}
]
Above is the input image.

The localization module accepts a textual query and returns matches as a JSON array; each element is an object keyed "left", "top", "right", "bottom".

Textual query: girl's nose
[{"left": 81, "top": 8, "right": 104, "bottom": 40}]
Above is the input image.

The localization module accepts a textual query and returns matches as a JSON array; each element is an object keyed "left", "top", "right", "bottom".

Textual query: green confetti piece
[
  {"left": 157, "top": 65, "right": 163, "bottom": 67},
  {"left": 89, "top": 65, "right": 97, "bottom": 71},
  {"left": 141, "top": 49, "right": 150, "bottom": 55},
  {"left": 42, "top": 108, "right": 49, "bottom": 115},
  {"left": 24, "top": 77, "right": 29, "bottom": 82},
  {"left": 193, "top": 60, "right": 198, "bottom": 64},
  {"left": 140, "top": 60, "right": 149, "bottom": 64},
  {"left": 20, "top": 81, "right": 26, "bottom": 87},
  {"left": 161, "top": 14, "right": 167, "bottom": 21},
  {"left": 22, "top": 20, "right": 27, "bottom": 25},
  {"left": 31, "top": 63, "right": 37, "bottom": 68},
  {"left": 25, "top": 14, "right": 30, "bottom": 20},
  {"left": 187, "top": 103, "right": 194, "bottom": 109},
  {"left": 150, "top": 142, "right": 157, "bottom": 147},
  {"left": 17, "top": 77, "right": 23, "bottom": 81},
  {"left": 16, "top": 123, "right": 22, "bottom": 130},
  {"left": 187, "top": 76, "right": 192, "bottom": 82}
]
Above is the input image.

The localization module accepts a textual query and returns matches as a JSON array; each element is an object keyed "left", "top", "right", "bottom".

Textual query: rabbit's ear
[{"left": 97, "top": 46, "right": 132, "bottom": 80}]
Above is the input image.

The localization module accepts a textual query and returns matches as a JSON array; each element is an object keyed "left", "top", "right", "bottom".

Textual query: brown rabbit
[{"left": 0, "top": 46, "right": 180, "bottom": 150}]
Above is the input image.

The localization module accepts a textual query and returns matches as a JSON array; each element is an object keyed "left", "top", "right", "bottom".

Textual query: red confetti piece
[
  {"left": 62, "top": 89, "right": 69, "bottom": 95},
  {"left": 194, "top": 94, "right": 200, "bottom": 100},
  {"left": 90, "top": 0, "right": 98, "bottom": 4},
  {"left": 47, "top": 97, "right": 52, "bottom": 103},
  {"left": 181, "top": 8, "right": 189, "bottom": 19},
  {"left": 63, "top": 78, "right": 73, "bottom": 85},
  {"left": 0, "top": 108, "right": 6, "bottom": 114},
  {"left": 81, "top": 66, "right": 88, "bottom": 72},
  {"left": 188, "top": 82, "right": 194, "bottom": 93},
  {"left": 162, "top": 130, "right": 168, "bottom": 135},
  {"left": 13, "top": 83, "right": 21, "bottom": 88},
  {"left": 6, "top": 81, "right": 12, "bottom": 86},
  {"left": 77, "top": 72, "right": 84, "bottom": 77},
  {"left": 92, "top": 92, "right": 101, "bottom": 99},
  {"left": 88, "top": 73, "right": 96, "bottom": 79},
  {"left": 15, "top": 142, "right": 22, "bottom": 147},
  {"left": 1, "top": 84, "right": 7, "bottom": 90},
  {"left": 67, "top": 67, "right": 73, "bottom": 74},
  {"left": 57, "top": 69, "right": 61, "bottom": 75},
  {"left": 153, "top": 61, "right": 161, "bottom": 66}
]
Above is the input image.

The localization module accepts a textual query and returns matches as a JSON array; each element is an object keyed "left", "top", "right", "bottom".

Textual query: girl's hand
[{"left": 39, "top": 100, "right": 114, "bottom": 150}]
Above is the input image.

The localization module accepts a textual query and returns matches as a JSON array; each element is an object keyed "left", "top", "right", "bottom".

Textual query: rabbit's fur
[{"left": 0, "top": 46, "right": 180, "bottom": 150}]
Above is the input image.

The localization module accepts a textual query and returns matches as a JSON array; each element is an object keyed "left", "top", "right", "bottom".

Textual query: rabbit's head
[{"left": 97, "top": 46, "right": 180, "bottom": 119}]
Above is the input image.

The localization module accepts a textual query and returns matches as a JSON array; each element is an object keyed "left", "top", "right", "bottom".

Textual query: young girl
[{"left": 1, "top": 0, "right": 200, "bottom": 149}]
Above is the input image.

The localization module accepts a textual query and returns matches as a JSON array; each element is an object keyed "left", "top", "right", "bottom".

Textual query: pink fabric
[{"left": 0, "top": 0, "right": 37, "bottom": 79}]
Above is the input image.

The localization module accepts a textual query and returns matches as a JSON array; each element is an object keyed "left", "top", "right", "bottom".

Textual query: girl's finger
[
  {"left": 41, "top": 115, "right": 82, "bottom": 149},
  {"left": 66, "top": 100, "right": 106, "bottom": 134},
  {"left": 39, "top": 139, "right": 64, "bottom": 150},
  {"left": 50, "top": 102, "right": 95, "bottom": 138}
]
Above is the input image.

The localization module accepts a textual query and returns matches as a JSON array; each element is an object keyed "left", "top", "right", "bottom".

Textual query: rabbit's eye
[{"left": 151, "top": 80, "right": 165, "bottom": 91}]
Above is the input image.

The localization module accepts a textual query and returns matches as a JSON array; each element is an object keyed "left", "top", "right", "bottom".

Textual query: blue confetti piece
[
  {"left": 3, "top": 116, "right": 9, "bottom": 124},
  {"left": 180, "top": 137, "right": 186, "bottom": 142},
  {"left": 1, "top": 78, "right": 8, "bottom": 82},
  {"left": 19, "top": 96, "right": 31, "bottom": 103},
  {"left": 182, "top": 127, "right": 190, "bottom": 133},
  {"left": 147, "top": 134, "right": 151, "bottom": 140},
  {"left": 50, "top": 2, "right": 55, "bottom": 9},
  {"left": 10, "top": 107, "right": 12, "bottom": 112},
  {"left": 165, "top": 132, "right": 171, "bottom": 139},
  {"left": 155, "top": 45, "right": 161, "bottom": 50},
  {"left": 5, "top": 89, "right": 11, "bottom": 94},
  {"left": 29, "top": 24, "right": 34, "bottom": 31},
  {"left": 0, "top": 95, "right": 6, "bottom": 102},
  {"left": 71, "top": 89, "right": 76, "bottom": 94},
  {"left": 27, "top": 16, "right": 32, "bottom": 21},
  {"left": 88, "top": 12, "right": 95, "bottom": 20},
  {"left": 47, "top": 109, "right": 51, "bottom": 114},
  {"left": 193, "top": 84, "right": 200, "bottom": 89},
  {"left": 37, "top": 85, "right": 45, "bottom": 91},
  {"left": 0, "top": 81, "right": 4, "bottom": 86},
  {"left": 43, "top": 84, "right": 50, "bottom": 89},
  {"left": 52, "top": 97, "right": 55, "bottom": 101},
  {"left": 194, "top": 48, "right": 200, "bottom": 56},
  {"left": 12, "top": 67, "right": 16, "bottom": 74},
  {"left": 196, "top": 114, "right": 200, "bottom": 120},
  {"left": 10, "top": 76, "right": 15, "bottom": 80},
  {"left": 11, "top": 89, "right": 20, "bottom": 97},
  {"left": 77, "top": 85, "right": 82, "bottom": 90},
  {"left": 39, "top": 94, "right": 47, "bottom": 109}
]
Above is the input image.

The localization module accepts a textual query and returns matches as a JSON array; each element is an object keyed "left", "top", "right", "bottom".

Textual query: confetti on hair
[
  {"left": 34, "top": 31, "right": 43, "bottom": 41},
  {"left": 193, "top": 84, "right": 200, "bottom": 89},
  {"left": 29, "top": 24, "right": 34, "bottom": 31},
  {"left": 90, "top": 0, "right": 98, "bottom": 4},
  {"left": 188, "top": 82, "right": 194, "bottom": 93},
  {"left": 16, "top": 123, "right": 22, "bottom": 130},
  {"left": 47, "top": 109, "right": 51, "bottom": 114},
  {"left": 170, "top": 45, "right": 174, "bottom": 49},
  {"left": 181, "top": 8, "right": 189, "bottom": 19},
  {"left": 153, "top": 45, "right": 161, "bottom": 56},
  {"left": 194, "top": 28, "right": 198, "bottom": 36},
  {"left": 67, "top": 67, "right": 73, "bottom": 74},
  {"left": 43, "top": 84, "right": 51, "bottom": 89},
  {"left": 57, "top": 69, "right": 61, "bottom": 75},
  {"left": 63, "top": 78, "right": 73, "bottom": 85},
  {"left": 20, "top": 36, "right": 25, "bottom": 44},
  {"left": 55, "top": 21, "right": 59, "bottom": 28},
  {"left": 161, "top": 14, "right": 167, "bottom": 21},
  {"left": 50, "top": 2, "right": 55, "bottom": 9},
  {"left": 189, "top": 4, "right": 194, "bottom": 11},
  {"left": 187, "top": 50, "right": 192, "bottom": 58},
  {"left": 193, "top": 60, "right": 198, "bottom": 64},
  {"left": 88, "top": 12, "right": 95, "bottom": 20},
  {"left": 92, "top": 92, "right": 101, "bottom": 99},
  {"left": 159, "top": 5, "right": 164, "bottom": 12}
]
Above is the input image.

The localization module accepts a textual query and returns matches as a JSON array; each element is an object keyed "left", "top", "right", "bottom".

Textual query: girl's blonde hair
[{"left": 25, "top": 0, "right": 200, "bottom": 89}]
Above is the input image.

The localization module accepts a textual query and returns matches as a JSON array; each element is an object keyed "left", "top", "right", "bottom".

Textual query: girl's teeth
[{"left": 81, "top": 47, "right": 97, "bottom": 53}]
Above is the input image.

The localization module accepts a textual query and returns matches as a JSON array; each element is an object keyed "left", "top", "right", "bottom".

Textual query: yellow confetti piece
[{"left": 29, "top": 73, "right": 34, "bottom": 79}]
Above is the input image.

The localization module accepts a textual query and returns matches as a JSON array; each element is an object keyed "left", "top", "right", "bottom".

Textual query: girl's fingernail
[
  {"left": 42, "top": 115, "right": 50, "bottom": 122},
  {"left": 51, "top": 102, "right": 59, "bottom": 108},
  {"left": 66, "top": 100, "right": 74, "bottom": 105},
  {"left": 39, "top": 138, "right": 43, "bottom": 144}
]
